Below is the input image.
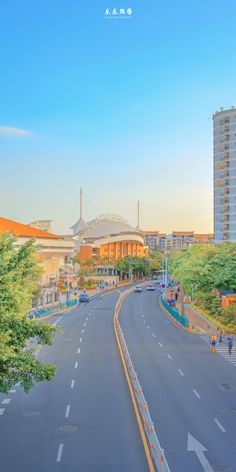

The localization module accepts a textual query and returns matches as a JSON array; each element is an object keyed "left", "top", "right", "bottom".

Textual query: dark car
[
  {"left": 146, "top": 284, "right": 155, "bottom": 291},
  {"left": 134, "top": 286, "right": 142, "bottom": 293},
  {"left": 79, "top": 293, "right": 90, "bottom": 302}
]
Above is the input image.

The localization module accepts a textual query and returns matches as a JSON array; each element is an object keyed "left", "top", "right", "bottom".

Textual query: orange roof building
[{"left": 0, "top": 217, "right": 61, "bottom": 239}]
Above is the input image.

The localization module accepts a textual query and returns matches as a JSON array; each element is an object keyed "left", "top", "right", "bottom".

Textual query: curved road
[
  {"left": 0, "top": 290, "right": 148, "bottom": 472},
  {"left": 119, "top": 286, "right": 236, "bottom": 472}
]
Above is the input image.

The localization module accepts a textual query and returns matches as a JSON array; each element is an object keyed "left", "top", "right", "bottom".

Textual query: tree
[
  {"left": 148, "top": 251, "right": 162, "bottom": 276},
  {"left": 0, "top": 234, "right": 56, "bottom": 393}
]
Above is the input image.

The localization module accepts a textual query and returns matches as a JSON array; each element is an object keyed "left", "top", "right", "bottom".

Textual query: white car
[
  {"left": 146, "top": 284, "right": 155, "bottom": 291},
  {"left": 134, "top": 286, "right": 142, "bottom": 293}
]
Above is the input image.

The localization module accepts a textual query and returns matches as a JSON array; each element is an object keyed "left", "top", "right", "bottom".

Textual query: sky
[{"left": 1, "top": 0, "right": 236, "bottom": 234}]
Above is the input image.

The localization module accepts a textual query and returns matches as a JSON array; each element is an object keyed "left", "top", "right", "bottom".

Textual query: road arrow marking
[{"left": 187, "top": 433, "right": 213, "bottom": 472}]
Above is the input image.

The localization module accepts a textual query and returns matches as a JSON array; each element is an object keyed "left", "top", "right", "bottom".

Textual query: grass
[{"left": 192, "top": 302, "right": 236, "bottom": 334}]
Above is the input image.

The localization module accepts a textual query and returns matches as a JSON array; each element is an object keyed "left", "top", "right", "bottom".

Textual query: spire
[
  {"left": 80, "top": 186, "right": 83, "bottom": 219},
  {"left": 137, "top": 200, "right": 140, "bottom": 229}
]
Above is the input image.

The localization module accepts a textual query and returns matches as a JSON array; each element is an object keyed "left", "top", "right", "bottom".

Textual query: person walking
[
  {"left": 210, "top": 333, "right": 217, "bottom": 352},
  {"left": 227, "top": 334, "right": 234, "bottom": 355}
]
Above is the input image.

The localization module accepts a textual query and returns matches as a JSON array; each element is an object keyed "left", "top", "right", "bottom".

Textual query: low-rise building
[{"left": 143, "top": 231, "right": 159, "bottom": 252}]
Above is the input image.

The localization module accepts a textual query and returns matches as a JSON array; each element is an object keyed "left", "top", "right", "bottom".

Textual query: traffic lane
[
  {"left": 139, "top": 289, "right": 236, "bottom": 439},
  {"left": 120, "top": 290, "right": 236, "bottom": 472},
  {"left": 59, "top": 293, "right": 148, "bottom": 472},
  {"left": 0, "top": 291, "right": 148, "bottom": 472},
  {"left": 0, "top": 299, "right": 97, "bottom": 472}
]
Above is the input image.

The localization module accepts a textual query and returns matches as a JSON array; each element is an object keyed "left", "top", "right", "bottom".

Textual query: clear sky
[{"left": 1, "top": 0, "right": 236, "bottom": 234}]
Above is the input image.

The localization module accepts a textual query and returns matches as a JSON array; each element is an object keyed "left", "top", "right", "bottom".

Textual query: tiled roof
[{"left": 0, "top": 217, "right": 62, "bottom": 239}]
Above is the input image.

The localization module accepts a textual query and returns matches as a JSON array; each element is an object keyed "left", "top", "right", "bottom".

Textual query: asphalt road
[
  {"left": 0, "top": 290, "right": 148, "bottom": 472},
  {"left": 119, "top": 287, "right": 236, "bottom": 472}
]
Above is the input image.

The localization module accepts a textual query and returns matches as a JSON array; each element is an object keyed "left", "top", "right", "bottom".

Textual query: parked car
[
  {"left": 134, "top": 286, "right": 142, "bottom": 293},
  {"left": 79, "top": 293, "right": 90, "bottom": 302},
  {"left": 146, "top": 284, "right": 155, "bottom": 291}
]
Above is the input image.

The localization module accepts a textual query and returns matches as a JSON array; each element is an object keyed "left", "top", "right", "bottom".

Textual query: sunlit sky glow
[{"left": 1, "top": 0, "right": 236, "bottom": 234}]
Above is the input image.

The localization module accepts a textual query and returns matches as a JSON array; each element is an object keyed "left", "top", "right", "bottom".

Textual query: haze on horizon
[{"left": 1, "top": 0, "right": 236, "bottom": 235}]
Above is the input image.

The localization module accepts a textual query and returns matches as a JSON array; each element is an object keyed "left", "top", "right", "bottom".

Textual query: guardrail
[
  {"left": 161, "top": 296, "right": 189, "bottom": 328},
  {"left": 29, "top": 299, "right": 78, "bottom": 319},
  {"left": 114, "top": 290, "right": 171, "bottom": 472}
]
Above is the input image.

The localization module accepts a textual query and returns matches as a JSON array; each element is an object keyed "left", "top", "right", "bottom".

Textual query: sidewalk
[{"left": 166, "top": 287, "right": 215, "bottom": 334}]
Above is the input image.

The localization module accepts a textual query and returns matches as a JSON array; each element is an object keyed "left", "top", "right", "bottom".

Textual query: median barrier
[{"left": 114, "top": 288, "right": 171, "bottom": 472}]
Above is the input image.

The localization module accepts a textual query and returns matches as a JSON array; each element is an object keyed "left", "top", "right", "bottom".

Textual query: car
[
  {"left": 146, "top": 284, "right": 155, "bottom": 291},
  {"left": 134, "top": 286, "right": 142, "bottom": 293},
  {"left": 79, "top": 293, "right": 90, "bottom": 302}
]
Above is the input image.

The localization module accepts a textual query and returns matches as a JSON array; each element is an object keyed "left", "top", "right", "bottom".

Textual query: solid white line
[
  {"left": 77, "top": 348, "right": 80, "bottom": 354},
  {"left": 167, "top": 354, "right": 172, "bottom": 360},
  {"left": 56, "top": 443, "right": 64, "bottom": 462},
  {"left": 152, "top": 333, "right": 156, "bottom": 338},
  {"left": 65, "top": 405, "right": 70, "bottom": 418},
  {"left": 80, "top": 338, "right": 83, "bottom": 343},
  {"left": 2, "top": 399, "right": 11, "bottom": 405},
  {"left": 192, "top": 389, "right": 201, "bottom": 399},
  {"left": 178, "top": 368, "right": 184, "bottom": 376},
  {"left": 0, "top": 408, "right": 5, "bottom": 415},
  {"left": 71, "top": 380, "right": 75, "bottom": 389},
  {"left": 214, "top": 418, "right": 226, "bottom": 432},
  {"left": 159, "top": 342, "right": 163, "bottom": 347},
  {"left": 75, "top": 361, "right": 78, "bottom": 368}
]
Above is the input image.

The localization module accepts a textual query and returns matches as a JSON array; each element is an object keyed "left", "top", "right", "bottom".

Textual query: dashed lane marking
[
  {"left": 167, "top": 354, "right": 172, "bottom": 360},
  {"left": 214, "top": 418, "right": 226, "bottom": 433},
  {"left": 0, "top": 408, "right": 5, "bottom": 415},
  {"left": 75, "top": 362, "right": 78, "bottom": 368},
  {"left": 80, "top": 338, "right": 83, "bottom": 343},
  {"left": 192, "top": 389, "right": 201, "bottom": 399},
  {"left": 77, "top": 348, "right": 80, "bottom": 354},
  {"left": 71, "top": 380, "right": 75, "bottom": 389},
  {"left": 81, "top": 330, "right": 85, "bottom": 334},
  {"left": 83, "top": 323, "right": 86, "bottom": 327},
  {"left": 178, "top": 369, "right": 184, "bottom": 376},
  {"left": 56, "top": 443, "right": 64, "bottom": 462},
  {"left": 159, "top": 342, "right": 163, "bottom": 348},
  {"left": 65, "top": 405, "right": 70, "bottom": 418},
  {"left": 152, "top": 333, "right": 156, "bottom": 338}
]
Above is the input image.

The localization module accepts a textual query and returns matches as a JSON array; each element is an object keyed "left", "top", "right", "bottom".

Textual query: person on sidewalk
[{"left": 227, "top": 334, "right": 234, "bottom": 355}]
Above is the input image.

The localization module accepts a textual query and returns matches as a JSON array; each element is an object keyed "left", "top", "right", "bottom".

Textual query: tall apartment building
[
  {"left": 213, "top": 107, "right": 236, "bottom": 242},
  {"left": 171, "top": 232, "right": 194, "bottom": 249},
  {"left": 143, "top": 231, "right": 159, "bottom": 252}
]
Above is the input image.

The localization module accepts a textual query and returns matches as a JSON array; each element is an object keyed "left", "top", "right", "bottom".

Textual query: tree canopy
[{"left": 0, "top": 234, "right": 56, "bottom": 393}]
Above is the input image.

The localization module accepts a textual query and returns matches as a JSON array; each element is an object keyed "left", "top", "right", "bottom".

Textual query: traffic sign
[
  {"left": 160, "top": 283, "right": 166, "bottom": 289},
  {"left": 184, "top": 296, "right": 191, "bottom": 305}
]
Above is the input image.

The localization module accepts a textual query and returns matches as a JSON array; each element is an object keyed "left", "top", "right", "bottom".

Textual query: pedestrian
[
  {"left": 210, "top": 333, "right": 217, "bottom": 352},
  {"left": 219, "top": 329, "right": 224, "bottom": 343},
  {"left": 175, "top": 292, "right": 178, "bottom": 302},
  {"left": 227, "top": 334, "right": 234, "bottom": 355}
]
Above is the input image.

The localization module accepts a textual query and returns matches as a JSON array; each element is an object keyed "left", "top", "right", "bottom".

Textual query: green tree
[{"left": 0, "top": 234, "right": 56, "bottom": 393}]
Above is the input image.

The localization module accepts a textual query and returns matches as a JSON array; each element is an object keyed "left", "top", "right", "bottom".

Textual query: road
[
  {"left": 119, "top": 286, "right": 236, "bottom": 472},
  {"left": 0, "top": 289, "right": 148, "bottom": 472}
]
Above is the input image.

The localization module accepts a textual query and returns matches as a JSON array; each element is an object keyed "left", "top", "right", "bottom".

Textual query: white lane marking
[
  {"left": 86, "top": 317, "right": 88, "bottom": 321},
  {"left": 0, "top": 408, "right": 5, "bottom": 415},
  {"left": 192, "top": 389, "right": 201, "bottom": 399},
  {"left": 214, "top": 418, "right": 226, "bottom": 432},
  {"left": 152, "top": 333, "right": 156, "bottom": 338},
  {"left": 80, "top": 338, "right": 83, "bottom": 343},
  {"left": 9, "top": 389, "right": 16, "bottom": 393},
  {"left": 167, "top": 354, "right": 172, "bottom": 360},
  {"left": 71, "top": 380, "right": 75, "bottom": 389},
  {"left": 65, "top": 405, "right": 71, "bottom": 418},
  {"left": 142, "top": 315, "right": 144, "bottom": 318},
  {"left": 56, "top": 443, "right": 64, "bottom": 462},
  {"left": 144, "top": 320, "right": 146, "bottom": 324},
  {"left": 89, "top": 313, "right": 91, "bottom": 317},
  {"left": 77, "top": 348, "right": 80, "bottom": 354},
  {"left": 159, "top": 342, "right": 163, "bottom": 348},
  {"left": 2, "top": 399, "right": 11, "bottom": 405},
  {"left": 178, "top": 369, "right": 184, "bottom": 376},
  {"left": 83, "top": 323, "right": 86, "bottom": 327},
  {"left": 147, "top": 326, "right": 150, "bottom": 330},
  {"left": 81, "top": 330, "right": 85, "bottom": 334},
  {"left": 75, "top": 361, "right": 78, "bottom": 368}
]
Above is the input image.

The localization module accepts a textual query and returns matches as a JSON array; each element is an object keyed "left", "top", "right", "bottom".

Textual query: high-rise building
[
  {"left": 143, "top": 231, "right": 159, "bottom": 252},
  {"left": 213, "top": 107, "right": 236, "bottom": 242}
]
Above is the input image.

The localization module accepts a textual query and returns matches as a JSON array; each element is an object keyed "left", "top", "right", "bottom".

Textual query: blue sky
[{"left": 1, "top": 0, "right": 236, "bottom": 234}]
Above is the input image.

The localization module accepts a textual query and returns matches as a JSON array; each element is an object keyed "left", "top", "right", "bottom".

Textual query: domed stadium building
[{"left": 71, "top": 213, "right": 148, "bottom": 267}]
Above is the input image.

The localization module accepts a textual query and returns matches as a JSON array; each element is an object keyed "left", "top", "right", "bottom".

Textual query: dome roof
[{"left": 74, "top": 214, "right": 141, "bottom": 240}]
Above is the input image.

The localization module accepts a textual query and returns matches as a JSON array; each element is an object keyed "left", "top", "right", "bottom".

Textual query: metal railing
[
  {"left": 29, "top": 298, "right": 78, "bottom": 319},
  {"left": 161, "top": 296, "right": 189, "bottom": 328},
  {"left": 114, "top": 291, "right": 171, "bottom": 472}
]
